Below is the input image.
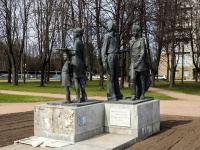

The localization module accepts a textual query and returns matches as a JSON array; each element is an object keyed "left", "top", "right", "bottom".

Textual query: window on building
[
  {"left": 184, "top": 70, "right": 189, "bottom": 76},
  {"left": 175, "top": 70, "right": 179, "bottom": 75}
]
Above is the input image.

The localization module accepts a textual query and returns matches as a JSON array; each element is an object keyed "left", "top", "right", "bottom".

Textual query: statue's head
[
  {"left": 132, "top": 25, "right": 140, "bottom": 37},
  {"left": 132, "top": 25, "right": 140, "bottom": 32},
  {"left": 107, "top": 20, "right": 118, "bottom": 32},
  {"left": 73, "top": 28, "right": 84, "bottom": 38}
]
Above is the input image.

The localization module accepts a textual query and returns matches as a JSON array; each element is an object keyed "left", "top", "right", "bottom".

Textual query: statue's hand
[
  {"left": 134, "top": 62, "right": 139, "bottom": 69},
  {"left": 103, "top": 61, "right": 107, "bottom": 69},
  {"left": 63, "top": 53, "right": 67, "bottom": 60},
  {"left": 70, "top": 51, "right": 76, "bottom": 55}
]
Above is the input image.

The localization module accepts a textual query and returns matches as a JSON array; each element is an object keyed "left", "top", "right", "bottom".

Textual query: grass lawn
[
  {"left": 155, "top": 80, "right": 200, "bottom": 95},
  {"left": 0, "top": 79, "right": 174, "bottom": 100},
  {"left": 0, "top": 93, "right": 59, "bottom": 103}
]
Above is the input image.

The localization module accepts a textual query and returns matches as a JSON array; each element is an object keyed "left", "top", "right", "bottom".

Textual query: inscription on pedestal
[{"left": 110, "top": 108, "right": 131, "bottom": 127}]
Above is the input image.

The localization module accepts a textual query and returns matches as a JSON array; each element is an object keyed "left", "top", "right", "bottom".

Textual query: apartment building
[{"left": 158, "top": 0, "right": 196, "bottom": 80}]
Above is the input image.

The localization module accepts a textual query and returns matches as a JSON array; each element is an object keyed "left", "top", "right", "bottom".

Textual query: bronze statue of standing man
[
  {"left": 129, "top": 25, "right": 150, "bottom": 100},
  {"left": 60, "top": 28, "right": 87, "bottom": 103},
  {"left": 71, "top": 28, "right": 87, "bottom": 102},
  {"left": 101, "top": 20, "right": 123, "bottom": 101}
]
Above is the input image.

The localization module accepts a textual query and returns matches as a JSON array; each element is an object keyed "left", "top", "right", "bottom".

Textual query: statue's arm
[
  {"left": 101, "top": 35, "right": 110, "bottom": 65},
  {"left": 82, "top": 44, "right": 86, "bottom": 65},
  {"left": 138, "top": 38, "right": 145, "bottom": 63},
  {"left": 134, "top": 38, "right": 145, "bottom": 68}
]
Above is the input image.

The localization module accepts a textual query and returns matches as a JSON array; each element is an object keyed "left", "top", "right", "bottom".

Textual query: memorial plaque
[
  {"left": 110, "top": 108, "right": 131, "bottom": 127},
  {"left": 78, "top": 116, "right": 87, "bottom": 126}
]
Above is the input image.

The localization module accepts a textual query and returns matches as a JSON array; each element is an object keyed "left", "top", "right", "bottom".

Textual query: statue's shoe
[
  {"left": 131, "top": 95, "right": 137, "bottom": 101},
  {"left": 107, "top": 97, "right": 118, "bottom": 101},
  {"left": 61, "top": 100, "right": 72, "bottom": 104},
  {"left": 139, "top": 95, "right": 145, "bottom": 100}
]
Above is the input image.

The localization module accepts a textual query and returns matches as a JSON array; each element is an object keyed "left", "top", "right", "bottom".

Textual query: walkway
[
  {"left": 1, "top": 88, "right": 200, "bottom": 116},
  {"left": 0, "top": 90, "right": 106, "bottom": 115},
  {"left": 149, "top": 87, "right": 200, "bottom": 117}
]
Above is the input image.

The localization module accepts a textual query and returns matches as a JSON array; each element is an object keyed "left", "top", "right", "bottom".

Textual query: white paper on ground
[{"left": 15, "top": 136, "right": 73, "bottom": 148}]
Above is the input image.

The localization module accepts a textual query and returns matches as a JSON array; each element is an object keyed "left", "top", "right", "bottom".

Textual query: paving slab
[{"left": 0, "top": 133, "right": 137, "bottom": 150}]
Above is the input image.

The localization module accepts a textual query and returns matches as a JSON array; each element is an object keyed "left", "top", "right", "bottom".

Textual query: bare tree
[
  {"left": 151, "top": 0, "right": 169, "bottom": 86},
  {"left": 0, "top": 0, "right": 31, "bottom": 85},
  {"left": 189, "top": 0, "right": 200, "bottom": 82},
  {"left": 33, "top": 0, "right": 57, "bottom": 86}
]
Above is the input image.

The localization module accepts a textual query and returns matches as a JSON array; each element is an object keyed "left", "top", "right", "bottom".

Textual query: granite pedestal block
[
  {"left": 34, "top": 99, "right": 160, "bottom": 145},
  {"left": 34, "top": 103, "right": 105, "bottom": 142},
  {"left": 105, "top": 100, "right": 160, "bottom": 141}
]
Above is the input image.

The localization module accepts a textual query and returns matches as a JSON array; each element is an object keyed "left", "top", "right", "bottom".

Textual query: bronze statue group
[{"left": 60, "top": 20, "right": 150, "bottom": 103}]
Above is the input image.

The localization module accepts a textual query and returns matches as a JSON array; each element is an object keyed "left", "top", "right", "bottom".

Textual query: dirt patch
[
  {"left": 1, "top": 112, "right": 200, "bottom": 150},
  {"left": 127, "top": 115, "right": 200, "bottom": 150},
  {"left": 0, "top": 111, "right": 33, "bottom": 148}
]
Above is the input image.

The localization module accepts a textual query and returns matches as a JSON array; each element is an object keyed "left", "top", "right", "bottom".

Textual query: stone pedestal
[
  {"left": 34, "top": 99, "right": 160, "bottom": 144},
  {"left": 105, "top": 100, "right": 160, "bottom": 140},
  {"left": 34, "top": 103, "right": 105, "bottom": 142}
]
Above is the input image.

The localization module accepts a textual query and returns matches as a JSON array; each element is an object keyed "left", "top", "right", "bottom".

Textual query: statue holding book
[{"left": 58, "top": 28, "right": 87, "bottom": 103}]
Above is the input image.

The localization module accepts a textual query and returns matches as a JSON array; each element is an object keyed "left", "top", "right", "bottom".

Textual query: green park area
[
  {"left": 0, "top": 80, "right": 178, "bottom": 103},
  {"left": 1, "top": 79, "right": 200, "bottom": 103},
  {"left": 0, "top": 93, "right": 58, "bottom": 103},
  {"left": 155, "top": 80, "right": 200, "bottom": 95}
]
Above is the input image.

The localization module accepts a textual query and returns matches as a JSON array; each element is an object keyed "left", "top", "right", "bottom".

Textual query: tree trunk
[
  {"left": 181, "top": 42, "right": 184, "bottom": 83},
  {"left": 89, "top": 72, "right": 92, "bottom": 81},
  {"left": 95, "top": 0, "right": 104, "bottom": 89},
  {"left": 120, "top": 53, "right": 126, "bottom": 88},
  {"left": 170, "top": 48, "right": 176, "bottom": 88},
  {"left": 99, "top": 64, "right": 104, "bottom": 89},
  {"left": 12, "top": 65, "right": 18, "bottom": 86},
  {"left": 47, "top": 58, "right": 50, "bottom": 82},
  {"left": 169, "top": 0, "right": 178, "bottom": 88},
  {"left": 7, "top": 59, "right": 12, "bottom": 83},
  {"left": 126, "top": 53, "right": 130, "bottom": 83},
  {"left": 195, "top": 70, "right": 198, "bottom": 82},
  {"left": 23, "top": 65, "right": 26, "bottom": 84},
  {"left": 40, "top": 59, "right": 46, "bottom": 87},
  {"left": 166, "top": 44, "right": 170, "bottom": 82},
  {"left": 151, "top": 72, "right": 156, "bottom": 87},
  {"left": 78, "top": 0, "right": 82, "bottom": 28}
]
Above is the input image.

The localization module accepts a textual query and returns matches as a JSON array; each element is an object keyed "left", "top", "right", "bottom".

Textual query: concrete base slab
[
  {"left": 0, "top": 133, "right": 137, "bottom": 150},
  {"left": 47, "top": 100, "right": 103, "bottom": 107},
  {"left": 105, "top": 97, "right": 154, "bottom": 105}
]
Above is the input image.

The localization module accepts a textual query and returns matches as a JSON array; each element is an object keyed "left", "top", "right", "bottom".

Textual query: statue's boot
[
  {"left": 139, "top": 82, "right": 145, "bottom": 100},
  {"left": 74, "top": 87, "right": 81, "bottom": 103},
  {"left": 64, "top": 87, "right": 71, "bottom": 103},
  {"left": 116, "top": 93, "right": 123, "bottom": 100},
  {"left": 65, "top": 98, "right": 71, "bottom": 103},
  {"left": 81, "top": 93, "right": 87, "bottom": 102},
  {"left": 80, "top": 85, "right": 87, "bottom": 102},
  {"left": 73, "top": 92, "right": 81, "bottom": 103},
  {"left": 107, "top": 94, "right": 118, "bottom": 101},
  {"left": 73, "top": 98, "right": 81, "bottom": 103}
]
